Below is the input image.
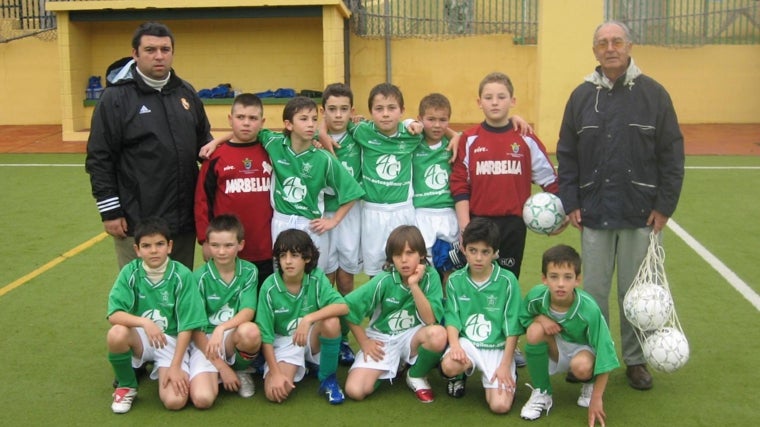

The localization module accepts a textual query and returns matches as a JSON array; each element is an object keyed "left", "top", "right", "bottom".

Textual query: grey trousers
[{"left": 581, "top": 226, "right": 659, "bottom": 366}]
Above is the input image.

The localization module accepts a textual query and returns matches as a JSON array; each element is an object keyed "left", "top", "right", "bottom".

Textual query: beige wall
[{"left": 1, "top": 14, "right": 758, "bottom": 143}]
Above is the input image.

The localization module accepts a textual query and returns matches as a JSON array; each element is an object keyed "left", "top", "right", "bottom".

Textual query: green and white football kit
[
  {"left": 445, "top": 262, "right": 524, "bottom": 387},
  {"left": 188, "top": 258, "right": 259, "bottom": 376},
  {"left": 345, "top": 265, "right": 444, "bottom": 379},
  {"left": 107, "top": 258, "right": 207, "bottom": 380},
  {"left": 323, "top": 131, "right": 363, "bottom": 275},
  {"left": 519, "top": 285, "right": 620, "bottom": 394},
  {"left": 257, "top": 268, "right": 346, "bottom": 382},
  {"left": 260, "top": 129, "right": 364, "bottom": 271},
  {"left": 348, "top": 121, "right": 422, "bottom": 275},
  {"left": 412, "top": 138, "right": 458, "bottom": 261}
]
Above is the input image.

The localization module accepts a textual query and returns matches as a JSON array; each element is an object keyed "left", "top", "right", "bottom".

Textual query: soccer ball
[
  {"left": 522, "top": 192, "right": 566, "bottom": 235},
  {"left": 623, "top": 284, "right": 674, "bottom": 331},
  {"left": 642, "top": 327, "right": 690, "bottom": 373}
]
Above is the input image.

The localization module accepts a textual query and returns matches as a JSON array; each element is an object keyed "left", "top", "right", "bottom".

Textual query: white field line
[
  {"left": 0, "top": 164, "right": 82, "bottom": 167},
  {"left": 685, "top": 166, "right": 760, "bottom": 170},
  {"left": 668, "top": 219, "right": 760, "bottom": 311},
  {"left": 3, "top": 165, "right": 759, "bottom": 169}
]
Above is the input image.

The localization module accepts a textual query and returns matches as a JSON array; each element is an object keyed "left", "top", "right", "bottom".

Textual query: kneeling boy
[
  {"left": 519, "top": 244, "right": 619, "bottom": 426},
  {"left": 439, "top": 218, "right": 523, "bottom": 413},
  {"left": 106, "top": 217, "right": 207, "bottom": 413}
]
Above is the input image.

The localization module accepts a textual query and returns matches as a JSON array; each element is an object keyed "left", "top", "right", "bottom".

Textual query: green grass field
[{"left": 0, "top": 154, "right": 758, "bottom": 426}]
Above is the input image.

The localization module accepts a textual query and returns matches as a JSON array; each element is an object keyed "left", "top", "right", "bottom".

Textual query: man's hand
[
  {"left": 647, "top": 210, "right": 670, "bottom": 234},
  {"left": 568, "top": 209, "right": 583, "bottom": 230},
  {"left": 103, "top": 217, "right": 128, "bottom": 238}
]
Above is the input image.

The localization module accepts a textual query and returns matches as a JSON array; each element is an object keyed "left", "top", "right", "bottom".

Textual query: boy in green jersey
[
  {"left": 439, "top": 218, "right": 523, "bottom": 413},
  {"left": 265, "top": 97, "right": 364, "bottom": 273},
  {"left": 411, "top": 93, "right": 459, "bottom": 286},
  {"left": 199, "top": 97, "right": 364, "bottom": 274},
  {"left": 343, "top": 225, "right": 447, "bottom": 403},
  {"left": 106, "top": 217, "right": 207, "bottom": 413},
  {"left": 518, "top": 245, "right": 619, "bottom": 426},
  {"left": 320, "top": 83, "right": 362, "bottom": 366},
  {"left": 189, "top": 214, "right": 262, "bottom": 407},
  {"left": 257, "top": 229, "right": 349, "bottom": 405}
]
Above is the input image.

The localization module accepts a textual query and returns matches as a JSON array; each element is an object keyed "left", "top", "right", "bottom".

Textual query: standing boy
[
  {"left": 189, "top": 214, "right": 262, "bottom": 407},
  {"left": 411, "top": 93, "right": 459, "bottom": 284},
  {"left": 195, "top": 93, "right": 274, "bottom": 283},
  {"left": 440, "top": 218, "right": 523, "bottom": 413},
  {"left": 344, "top": 83, "right": 423, "bottom": 277},
  {"left": 257, "top": 229, "right": 349, "bottom": 405},
  {"left": 320, "top": 83, "right": 363, "bottom": 366},
  {"left": 518, "top": 245, "right": 619, "bottom": 427},
  {"left": 450, "top": 72, "right": 559, "bottom": 280},
  {"left": 106, "top": 217, "right": 207, "bottom": 413},
  {"left": 264, "top": 97, "right": 364, "bottom": 273}
]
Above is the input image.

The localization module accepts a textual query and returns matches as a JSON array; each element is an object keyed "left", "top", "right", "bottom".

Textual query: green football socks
[
  {"left": 408, "top": 346, "right": 443, "bottom": 378},
  {"left": 231, "top": 348, "right": 255, "bottom": 371},
  {"left": 109, "top": 351, "right": 138, "bottom": 389},
  {"left": 525, "top": 342, "right": 552, "bottom": 394},
  {"left": 318, "top": 336, "right": 341, "bottom": 381}
]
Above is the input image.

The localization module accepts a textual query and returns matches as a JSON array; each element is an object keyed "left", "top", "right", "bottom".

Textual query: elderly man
[{"left": 556, "top": 20, "right": 685, "bottom": 391}]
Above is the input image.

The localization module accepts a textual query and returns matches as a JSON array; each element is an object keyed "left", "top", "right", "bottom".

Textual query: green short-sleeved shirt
[
  {"left": 260, "top": 129, "right": 364, "bottom": 219},
  {"left": 256, "top": 267, "right": 346, "bottom": 344},
  {"left": 345, "top": 265, "right": 444, "bottom": 335},
  {"left": 348, "top": 121, "right": 422, "bottom": 204},
  {"left": 194, "top": 258, "right": 259, "bottom": 334},
  {"left": 412, "top": 138, "right": 455, "bottom": 209},
  {"left": 445, "top": 262, "right": 524, "bottom": 349},
  {"left": 324, "top": 132, "right": 362, "bottom": 213},
  {"left": 519, "top": 285, "right": 620, "bottom": 375},
  {"left": 107, "top": 258, "right": 207, "bottom": 336}
]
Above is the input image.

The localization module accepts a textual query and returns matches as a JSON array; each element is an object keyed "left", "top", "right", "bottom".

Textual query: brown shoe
[{"left": 626, "top": 364, "right": 653, "bottom": 390}]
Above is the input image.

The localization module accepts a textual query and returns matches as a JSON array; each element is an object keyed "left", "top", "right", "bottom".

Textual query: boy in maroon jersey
[{"left": 195, "top": 93, "right": 275, "bottom": 285}]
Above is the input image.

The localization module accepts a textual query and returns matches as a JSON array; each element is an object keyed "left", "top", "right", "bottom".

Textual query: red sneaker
[{"left": 406, "top": 371, "right": 435, "bottom": 403}]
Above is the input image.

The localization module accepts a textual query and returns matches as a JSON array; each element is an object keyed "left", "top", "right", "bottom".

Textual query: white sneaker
[
  {"left": 111, "top": 387, "right": 137, "bottom": 413},
  {"left": 577, "top": 382, "right": 594, "bottom": 408},
  {"left": 520, "top": 384, "right": 553, "bottom": 420},
  {"left": 236, "top": 371, "right": 255, "bottom": 398}
]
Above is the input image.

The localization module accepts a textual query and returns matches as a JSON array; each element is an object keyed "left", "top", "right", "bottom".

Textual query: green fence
[{"left": 606, "top": 0, "right": 760, "bottom": 45}]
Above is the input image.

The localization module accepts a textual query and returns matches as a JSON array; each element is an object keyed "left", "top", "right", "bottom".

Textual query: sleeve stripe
[{"left": 96, "top": 197, "right": 121, "bottom": 213}]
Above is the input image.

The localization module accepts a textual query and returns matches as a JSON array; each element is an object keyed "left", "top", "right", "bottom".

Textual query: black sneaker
[{"left": 446, "top": 374, "right": 467, "bottom": 398}]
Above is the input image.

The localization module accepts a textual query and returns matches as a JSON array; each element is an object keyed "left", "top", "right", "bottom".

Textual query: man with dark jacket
[
  {"left": 556, "top": 20, "right": 684, "bottom": 391},
  {"left": 86, "top": 22, "right": 212, "bottom": 269}
]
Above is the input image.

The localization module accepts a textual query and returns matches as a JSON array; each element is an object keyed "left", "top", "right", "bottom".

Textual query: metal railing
[
  {"left": 347, "top": 0, "right": 538, "bottom": 44},
  {"left": 606, "top": 0, "right": 760, "bottom": 45},
  {"left": 1, "top": 0, "right": 56, "bottom": 31}
]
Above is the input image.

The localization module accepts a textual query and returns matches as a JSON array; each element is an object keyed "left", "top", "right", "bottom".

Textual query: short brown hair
[{"left": 478, "top": 72, "right": 514, "bottom": 97}]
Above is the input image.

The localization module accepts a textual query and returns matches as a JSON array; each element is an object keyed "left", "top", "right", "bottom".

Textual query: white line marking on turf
[
  {"left": 0, "top": 164, "right": 82, "bottom": 167},
  {"left": 668, "top": 219, "right": 760, "bottom": 311},
  {"left": 0, "top": 233, "right": 108, "bottom": 298},
  {"left": 685, "top": 166, "right": 760, "bottom": 170}
]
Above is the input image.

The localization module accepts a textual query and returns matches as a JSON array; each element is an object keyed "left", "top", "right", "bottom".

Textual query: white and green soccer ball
[
  {"left": 522, "top": 192, "right": 566, "bottom": 235},
  {"left": 624, "top": 283, "right": 674, "bottom": 331},
  {"left": 642, "top": 327, "right": 690, "bottom": 373}
]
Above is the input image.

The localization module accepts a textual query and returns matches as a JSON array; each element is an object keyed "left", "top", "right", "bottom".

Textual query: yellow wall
[
  {"left": 0, "top": 36, "right": 61, "bottom": 125},
  {"left": 1, "top": 12, "right": 759, "bottom": 140},
  {"left": 348, "top": 34, "right": 537, "bottom": 123}
]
